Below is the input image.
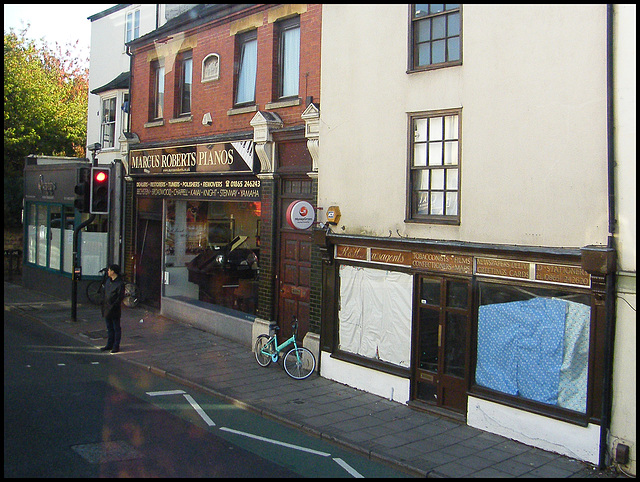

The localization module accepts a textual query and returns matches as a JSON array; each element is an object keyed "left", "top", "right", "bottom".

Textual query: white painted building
[{"left": 315, "top": 4, "right": 635, "bottom": 474}]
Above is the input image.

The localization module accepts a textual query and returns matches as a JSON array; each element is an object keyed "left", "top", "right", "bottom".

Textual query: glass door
[{"left": 413, "top": 275, "right": 471, "bottom": 413}]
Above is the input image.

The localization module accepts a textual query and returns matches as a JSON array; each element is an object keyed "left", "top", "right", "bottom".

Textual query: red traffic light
[{"left": 94, "top": 170, "right": 108, "bottom": 183}]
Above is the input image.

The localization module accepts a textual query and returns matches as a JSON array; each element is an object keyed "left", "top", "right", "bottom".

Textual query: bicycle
[
  {"left": 86, "top": 267, "right": 140, "bottom": 308},
  {"left": 254, "top": 317, "right": 316, "bottom": 380}
]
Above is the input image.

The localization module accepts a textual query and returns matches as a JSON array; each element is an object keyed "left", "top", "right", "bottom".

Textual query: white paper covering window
[{"left": 338, "top": 265, "right": 413, "bottom": 368}]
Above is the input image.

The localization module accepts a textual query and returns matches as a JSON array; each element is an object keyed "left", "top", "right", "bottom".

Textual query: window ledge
[
  {"left": 144, "top": 119, "right": 164, "bottom": 128},
  {"left": 227, "top": 105, "right": 258, "bottom": 116},
  {"left": 169, "top": 115, "right": 193, "bottom": 124},
  {"left": 265, "top": 98, "right": 301, "bottom": 110}
]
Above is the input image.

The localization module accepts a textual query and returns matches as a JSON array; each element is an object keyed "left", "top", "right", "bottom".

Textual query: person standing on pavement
[{"left": 100, "top": 264, "right": 125, "bottom": 353}]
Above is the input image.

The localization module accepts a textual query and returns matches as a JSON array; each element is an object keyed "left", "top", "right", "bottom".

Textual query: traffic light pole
[{"left": 71, "top": 214, "right": 96, "bottom": 322}]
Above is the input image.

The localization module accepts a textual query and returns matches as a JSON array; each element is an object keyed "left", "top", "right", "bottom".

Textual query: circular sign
[{"left": 286, "top": 200, "right": 315, "bottom": 230}]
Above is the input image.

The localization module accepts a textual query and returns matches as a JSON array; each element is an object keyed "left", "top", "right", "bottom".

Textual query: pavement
[{"left": 4, "top": 279, "right": 624, "bottom": 478}]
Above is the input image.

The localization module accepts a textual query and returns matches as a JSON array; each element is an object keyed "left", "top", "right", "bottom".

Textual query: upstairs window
[
  {"left": 276, "top": 16, "right": 300, "bottom": 99},
  {"left": 235, "top": 30, "right": 258, "bottom": 106},
  {"left": 150, "top": 59, "right": 164, "bottom": 120},
  {"left": 126, "top": 9, "right": 140, "bottom": 43},
  {"left": 101, "top": 97, "right": 116, "bottom": 148},
  {"left": 408, "top": 110, "right": 461, "bottom": 223},
  {"left": 177, "top": 52, "right": 192, "bottom": 116},
  {"left": 411, "top": 4, "right": 461, "bottom": 70}
]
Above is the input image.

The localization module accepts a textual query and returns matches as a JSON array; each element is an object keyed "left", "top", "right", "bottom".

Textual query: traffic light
[
  {"left": 74, "top": 167, "right": 90, "bottom": 213},
  {"left": 90, "top": 166, "right": 110, "bottom": 214}
]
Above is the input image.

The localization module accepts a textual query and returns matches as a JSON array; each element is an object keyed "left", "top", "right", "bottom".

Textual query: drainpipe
[{"left": 599, "top": 4, "right": 616, "bottom": 470}]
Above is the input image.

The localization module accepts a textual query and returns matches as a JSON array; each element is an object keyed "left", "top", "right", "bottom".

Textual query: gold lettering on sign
[
  {"left": 370, "top": 248, "right": 410, "bottom": 266},
  {"left": 336, "top": 245, "right": 367, "bottom": 261},
  {"left": 476, "top": 258, "right": 531, "bottom": 279},
  {"left": 412, "top": 252, "right": 473, "bottom": 274},
  {"left": 535, "top": 264, "right": 590, "bottom": 286}
]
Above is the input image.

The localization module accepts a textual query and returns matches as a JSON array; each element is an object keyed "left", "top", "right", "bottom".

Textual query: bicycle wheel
[
  {"left": 123, "top": 283, "right": 139, "bottom": 308},
  {"left": 254, "top": 334, "right": 274, "bottom": 367},
  {"left": 283, "top": 347, "right": 316, "bottom": 380},
  {"left": 86, "top": 281, "right": 103, "bottom": 305}
]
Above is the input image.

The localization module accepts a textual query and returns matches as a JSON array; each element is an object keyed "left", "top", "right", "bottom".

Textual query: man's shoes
[
  {"left": 111, "top": 347, "right": 120, "bottom": 353},
  {"left": 100, "top": 346, "right": 112, "bottom": 351}
]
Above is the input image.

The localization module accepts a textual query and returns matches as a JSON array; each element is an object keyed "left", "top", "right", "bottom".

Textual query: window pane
[
  {"left": 444, "top": 140, "right": 458, "bottom": 165},
  {"left": 446, "top": 169, "right": 458, "bottom": 189},
  {"left": 416, "top": 192, "right": 429, "bottom": 215},
  {"left": 447, "top": 280, "right": 468, "bottom": 308},
  {"left": 414, "top": 118, "right": 428, "bottom": 141},
  {"left": 429, "top": 117, "right": 443, "bottom": 140},
  {"left": 448, "top": 37, "right": 460, "bottom": 61},
  {"left": 444, "top": 115, "right": 458, "bottom": 138},
  {"left": 428, "top": 142, "right": 442, "bottom": 165},
  {"left": 444, "top": 312, "right": 466, "bottom": 377},
  {"left": 431, "top": 168, "right": 444, "bottom": 189},
  {"left": 155, "top": 65, "right": 165, "bottom": 118},
  {"left": 415, "top": 170, "right": 430, "bottom": 189},
  {"left": 416, "top": 19, "right": 430, "bottom": 43},
  {"left": 281, "top": 25, "right": 300, "bottom": 97},
  {"left": 429, "top": 4, "right": 445, "bottom": 15},
  {"left": 432, "top": 39, "right": 446, "bottom": 64},
  {"left": 432, "top": 15, "right": 446, "bottom": 39},
  {"left": 414, "top": 143, "right": 427, "bottom": 167},
  {"left": 181, "top": 57, "right": 192, "bottom": 114},
  {"left": 417, "top": 42, "right": 430, "bottom": 66},
  {"left": 421, "top": 278, "right": 441, "bottom": 305},
  {"left": 414, "top": 4, "right": 429, "bottom": 17},
  {"left": 446, "top": 192, "right": 458, "bottom": 215},
  {"left": 419, "top": 307, "right": 440, "bottom": 371},
  {"left": 236, "top": 38, "right": 257, "bottom": 104},
  {"left": 430, "top": 191, "right": 444, "bottom": 215},
  {"left": 447, "top": 12, "right": 460, "bottom": 36}
]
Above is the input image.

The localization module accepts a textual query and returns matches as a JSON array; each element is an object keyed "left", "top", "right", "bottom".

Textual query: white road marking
[
  {"left": 219, "top": 427, "right": 331, "bottom": 457},
  {"left": 183, "top": 394, "right": 216, "bottom": 426},
  {"left": 145, "top": 390, "right": 186, "bottom": 396},
  {"left": 333, "top": 457, "right": 364, "bottom": 478}
]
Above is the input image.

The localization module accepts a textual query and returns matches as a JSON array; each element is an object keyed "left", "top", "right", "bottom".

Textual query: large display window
[{"left": 164, "top": 199, "right": 260, "bottom": 315}]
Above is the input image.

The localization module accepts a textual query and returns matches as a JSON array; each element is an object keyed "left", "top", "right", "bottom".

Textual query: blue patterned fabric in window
[{"left": 477, "top": 298, "right": 566, "bottom": 405}]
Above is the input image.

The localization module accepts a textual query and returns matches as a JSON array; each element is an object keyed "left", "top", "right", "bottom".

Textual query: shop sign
[
  {"left": 412, "top": 252, "right": 473, "bottom": 274},
  {"left": 476, "top": 258, "right": 531, "bottom": 279},
  {"left": 286, "top": 200, "right": 315, "bottom": 230},
  {"left": 535, "top": 263, "right": 590, "bottom": 286},
  {"left": 336, "top": 245, "right": 368, "bottom": 261},
  {"left": 135, "top": 176, "right": 260, "bottom": 201},
  {"left": 371, "top": 248, "right": 411, "bottom": 266},
  {"left": 129, "top": 140, "right": 256, "bottom": 176}
]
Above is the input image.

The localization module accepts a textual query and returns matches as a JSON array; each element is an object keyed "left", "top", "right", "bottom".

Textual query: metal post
[{"left": 71, "top": 214, "right": 96, "bottom": 322}]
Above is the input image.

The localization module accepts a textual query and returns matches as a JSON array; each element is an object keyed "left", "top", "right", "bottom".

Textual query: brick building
[{"left": 124, "top": 4, "right": 322, "bottom": 349}]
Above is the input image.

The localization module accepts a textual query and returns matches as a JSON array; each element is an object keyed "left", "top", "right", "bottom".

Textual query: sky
[{"left": 4, "top": 4, "right": 114, "bottom": 64}]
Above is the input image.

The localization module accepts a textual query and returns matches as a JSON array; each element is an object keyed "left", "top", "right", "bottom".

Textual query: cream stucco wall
[{"left": 318, "top": 4, "right": 609, "bottom": 249}]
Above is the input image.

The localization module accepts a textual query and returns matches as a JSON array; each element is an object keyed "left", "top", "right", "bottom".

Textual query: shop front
[
  {"left": 129, "top": 139, "right": 263, "bottom": 343},
  {"left": 317, "top": 233, "right": 615, "bottom": 464},
  {"left": 22, "top": 156, "right": 110, "bottom": 301}
]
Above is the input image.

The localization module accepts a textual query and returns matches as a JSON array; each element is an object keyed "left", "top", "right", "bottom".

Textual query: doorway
[{"left": 413, "top": 275, "right": 471, "bottom": 413}]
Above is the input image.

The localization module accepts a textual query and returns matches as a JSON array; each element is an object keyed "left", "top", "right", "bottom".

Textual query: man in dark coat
[{"left": 100, "top": 264, "right": 126, "bottom": 353}]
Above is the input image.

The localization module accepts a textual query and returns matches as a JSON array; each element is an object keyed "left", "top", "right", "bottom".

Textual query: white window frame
[
  {"left": 126, "top": 9, "right": 140, "bottom": 44},
  {"left": 100, "top": 96, "right": 117, "bottom": 149}
]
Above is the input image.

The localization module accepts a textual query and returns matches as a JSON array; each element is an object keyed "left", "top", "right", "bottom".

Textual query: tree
[{"left": 3, "top": 25, "right": 88, "bottom": 227}]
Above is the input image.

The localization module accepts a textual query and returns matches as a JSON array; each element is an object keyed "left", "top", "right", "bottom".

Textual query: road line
[
  {"left": 183, "top": 394, "right": 216, "bottom": 426},
  {"left": 219, "top": 427, "right": 331, "bottom": 456},
  {"left": 145, "top": 390, "right": 186, "bottom": 396},
  {"left": 333, "top": 457, "right": 364, "bottom": 478}
]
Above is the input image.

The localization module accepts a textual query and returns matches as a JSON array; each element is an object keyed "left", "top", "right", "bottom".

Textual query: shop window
[
  {"left": 25, "top": 203, "right": 103, "bottom": 275},
  {"left": 275, "top": 16, "right": 300, "bottom": 99},
  {"left": 101, "top": 97, "right": 116, "bottom": 148},
  {"left": 235, "top": 30, "right": 258, "bottom": 106},
  {"left": 408, "top": 110, "right": 460, "bottom": 224},
  {"left": 410, "top": 4, "right": 461, "bottom": 71},
  {"left": 475, "top": 282, "right": 591, "bottom": 414},
  {"left": 338, "top": 265, "right": 413, "bottom": 368},
  {"left": 164, "top": 200, "right": 261, "bottom": 316}
]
